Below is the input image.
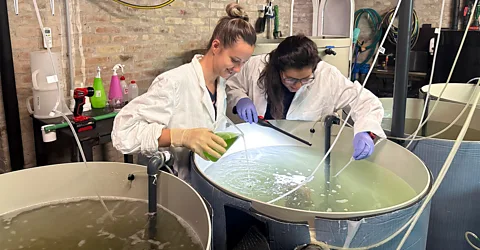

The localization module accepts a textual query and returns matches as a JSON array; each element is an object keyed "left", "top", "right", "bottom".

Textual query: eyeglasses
[{"left": 282, "top": 74, "right": 315, "bottom": 86}]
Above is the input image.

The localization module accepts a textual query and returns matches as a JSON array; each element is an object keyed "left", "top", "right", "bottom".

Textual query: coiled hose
[
  {"left": 353, "top": 8, "right": 383, "bottom": 66},
  {"left": 382, "top": 7, "right": 420, "bottom": 48}
]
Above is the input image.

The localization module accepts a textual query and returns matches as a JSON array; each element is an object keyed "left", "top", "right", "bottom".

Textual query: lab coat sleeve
[
  {"left": 225, "top": 59, "right": 252, "bottom": 108},
  {"left": 330, "top": 67, "right": 387, "bottom": 138},
  {"left": 112, "top": 76, "right": 175, "bottom": 156}
]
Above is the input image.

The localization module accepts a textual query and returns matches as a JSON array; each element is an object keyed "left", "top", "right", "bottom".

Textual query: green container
[
  {"left": 204, "top": 132, "right": 240, "bottom": 162},
  {"left": 91, "top": 77, "right": 107, "bottom": 108}
]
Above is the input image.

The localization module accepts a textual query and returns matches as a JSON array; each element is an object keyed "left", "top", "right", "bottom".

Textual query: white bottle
[
  {"left": 128, "top": 80, "right": 139, "bottom": 102},
  {"left": 120, "top": 76, "right": 128, "bottom": 103}
]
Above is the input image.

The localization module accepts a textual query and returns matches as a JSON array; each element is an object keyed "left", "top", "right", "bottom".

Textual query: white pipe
[
  {"left": 396, "top": 79, "right": 480, "bottom": 250},
  {"left": 466, "top": 231, "right": 480, "bottom": 250},
  {"left": 32, "top": 0, "right": 60, "bottom": 116},
  {"left": 33, "top": 0, "right": 114, "bottom": 221},
  {"left": 405, "top": 0, "right": 446, "bottom": 148},
  {"left": 405, "top": 0, "right": 479, "bottom": 146},
  {"left": 74, "top": 0, "right": 86, "bottom": 86},
  {"left": 311, "top": 0, "right": 319, "bottom": 36},
  {"left": 65, "top": 0, "right": 74, "bottom": 94},
  {"left": 290, "top": 0, "right": 294, "bottom": 36}
]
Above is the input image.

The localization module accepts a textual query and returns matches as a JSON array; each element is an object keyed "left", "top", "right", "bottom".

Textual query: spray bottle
[
  {"left": 91, "top": 66, "right": 107, "bottom": 108},
  {"left": 120, "top": 76, "right": 128, "bottom": 103},
  {"left": 108, "top": 64, "right": 124, "bottom": 109}
]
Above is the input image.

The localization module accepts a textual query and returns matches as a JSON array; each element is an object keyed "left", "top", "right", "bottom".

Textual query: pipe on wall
[
  {"left": 0, "top": 0, "right": 25, "bottom": 171},
  {"left": 452, "top": 0, "right": 460, "bottom": 30}
]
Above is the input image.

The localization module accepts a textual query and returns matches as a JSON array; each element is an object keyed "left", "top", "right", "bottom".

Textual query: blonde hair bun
[{"left": 225, "top": 3, "right": 249, "bottom": 21}]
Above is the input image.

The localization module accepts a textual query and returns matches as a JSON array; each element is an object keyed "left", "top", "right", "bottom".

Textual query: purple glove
[
  {"left": 352, "top": 132, "right": 375, "bottom": 160},
  {"left": 236, "top": 97, "right": 258, "bottom": 124}
]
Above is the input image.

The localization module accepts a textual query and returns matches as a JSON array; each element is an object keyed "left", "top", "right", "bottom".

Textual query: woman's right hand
[
  {"left": 170, "top": 128, "right": 227, "bottom": 160},
  {"left": 236, "top": 97, "right": 258, "bottom": 124}
]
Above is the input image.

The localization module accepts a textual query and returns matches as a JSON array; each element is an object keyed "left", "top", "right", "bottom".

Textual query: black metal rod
[
  {"left": 147, "top": 174, "right": 157, "bottom": 241},
  {"left": 147, "top": 156, "right": 162, "bottom": 241},
  {"left": 391, "top": 0, "right": 414, "bottom": 145},
  {"left": 0, "top": 0, "right": 24, "bottom": 171},
  {"left": 421, "top": 95, "right": 430, "bottom": 137},
  {"left": 233, "top": 106, "right": 312, "bottom": 146},
  {"left": 452, "top": 0, "right": 460, "bottom": 30},
  {"left": 259, "top": 119, "right": 312, "bottom": 146},
  {"left": 323, "top": 116, "right": 340, "bottom": 187}
]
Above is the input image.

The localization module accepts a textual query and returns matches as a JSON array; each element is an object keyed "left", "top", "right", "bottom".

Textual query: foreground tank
[
  {"left": 0, "top": 162, "right": 211, "bottom": 249},
  {"left": 191, "top": 120, "right": 431, "bottom": 250},
  {"left": 380, "top": 98, "right": 480, "bottom": 250}
]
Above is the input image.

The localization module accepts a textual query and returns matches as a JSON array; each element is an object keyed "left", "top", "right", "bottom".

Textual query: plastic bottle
[
  {"left": 108, "top": 64, "right": 124, "bottom": 109},
  {"left": 120, "top": 76, "right": 128, "bottom": 103},
  {"left": 128, "top": 80, "right": 139, "bottom": 102},
  {"left": 91, "top": 66, "right": 107, "bottom": 108}
]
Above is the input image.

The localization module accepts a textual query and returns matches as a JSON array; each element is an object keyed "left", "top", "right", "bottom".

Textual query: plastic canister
[{"left": 26, "top": 70, "right": 71, "bottom": 119}]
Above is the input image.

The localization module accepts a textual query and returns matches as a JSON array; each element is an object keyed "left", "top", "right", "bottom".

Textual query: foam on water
[
  {"left": 204, "top": 145, "right": 417, "bottom": 212},
  {"left": 0, "top": 197, "right": 203, "bottom": 250}
]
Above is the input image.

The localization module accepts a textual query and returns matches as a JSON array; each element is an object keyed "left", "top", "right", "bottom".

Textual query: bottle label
[
  {"left": 95, "top": 90, "right": 102, "bottom": 97},
  {"left": 124, "top": 88, "right": 128, "bottom": 94}
]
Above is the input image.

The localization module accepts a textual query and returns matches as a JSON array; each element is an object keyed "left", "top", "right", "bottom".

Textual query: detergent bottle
[
  {"left": 108, "top": 64, "right": 124, "bottom": 110},
  {"left": 91, "top": 66, "right": 107, "bottom": 108}
]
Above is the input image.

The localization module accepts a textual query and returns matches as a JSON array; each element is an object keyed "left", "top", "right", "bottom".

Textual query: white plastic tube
[
  {"left": 32, "top": 0, "right": 60, "bottom": 117},
  {"left": 386, "top": 80, "right": 480, "bottom": 142},
  {"left": 32, "top": 0, "right": 114, "bottom": 221},
  {"left": 290, "top": 0, "right": 294, "bottom": 36},
  {"left": 406, "top": 0, "right": 479, "bottom": 148},
  {"left": 466, "top": 231, "right": 480, "bottom": 250},
  {"left": 405, "top": 0, "right": 446, "bottom": 148},
  {"left": 396, "top": 78, "right": 480, "bottom": 249}
]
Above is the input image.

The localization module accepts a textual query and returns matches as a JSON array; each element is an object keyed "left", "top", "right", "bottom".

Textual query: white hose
[
  {"left": 468, "top": 77, "right": 480, "bottom": 84},
  {"left": 386, "top": 80, "right": 480, "bottom": 142},
  {"left": 405, "top": 0, "right": 479, "bottom": 148},
  {"left": 466, "top": 231, "right": 480, "bottom": 250},
  {"left": 267, "top": 0, "right": 403, "bottom": 205},
  {"left": 404, "top": 0, "right": 446, "bottom": 148},
  {"left": 33, "top": 0, "right": 114, "bottom": 221},
  {"left": 290, "top": 0, "right": 294, "bottom": 36},
  {"left": 32, "top": 0, "right": 61, "bottom": 116},
  {"left": 396, "top": 79, "right": 480, "bottom": 249}
]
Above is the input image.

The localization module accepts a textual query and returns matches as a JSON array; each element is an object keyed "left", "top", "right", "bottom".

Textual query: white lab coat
[
  {"left": 112, "top": 55, "right": 227, "bottom": 181},
  {"left": 226, "top": 54, "right": 387, "bottom": 138}
]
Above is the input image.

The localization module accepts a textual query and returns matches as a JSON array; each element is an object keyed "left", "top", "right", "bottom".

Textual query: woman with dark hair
[
  {"left": 112, "top": 3, "right": 256, "bottom": 181},
  {"left": 226, "top": 35, "right": 386, "bottom": 160}
]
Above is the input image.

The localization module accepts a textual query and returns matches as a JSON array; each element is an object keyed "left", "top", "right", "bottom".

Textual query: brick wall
[
  {"left": 1, "top": 0, "right": 293, "bottom": 172},
  {"left": 292, "top": 0, "right": 313, "bottom": 36},
  {"left": 292, "top": 0, "right": 458, "bottom": 38}
]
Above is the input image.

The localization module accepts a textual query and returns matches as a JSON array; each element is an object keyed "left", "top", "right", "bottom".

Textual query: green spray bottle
[{"left": 91, "top": 66, "right": 107, "bottom": 108}]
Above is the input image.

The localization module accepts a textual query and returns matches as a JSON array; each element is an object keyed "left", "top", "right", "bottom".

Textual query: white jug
[{"left": 26, "top": 69, "right": 72, "bottom": 119}]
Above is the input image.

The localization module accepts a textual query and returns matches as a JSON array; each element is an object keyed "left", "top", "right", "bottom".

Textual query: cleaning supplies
[
  {"left": 120, "top": 76, "right": 128, "bottom": 103},
  {"left": 91, "top": 66, "right": 107, "bottom": 108},
  {"left": 108, "top": 64, "right": 124, "bottom": 109},
  {"left": 128, "top": 80, "right": 138, "bottom": 102}
]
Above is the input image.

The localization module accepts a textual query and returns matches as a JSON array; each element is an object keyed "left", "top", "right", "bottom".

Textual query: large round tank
[
  {"left": 380, "top": 98, "right": 480, "bottom": 250},
  {"left": 191, "top": 120, "right": 431, "bottom": 250},
  {"left": 0, "top": 162, "right": 211, "bottom": 249},
  {"left": 420, "top": 83, "right": 480, "bottom": 105}
]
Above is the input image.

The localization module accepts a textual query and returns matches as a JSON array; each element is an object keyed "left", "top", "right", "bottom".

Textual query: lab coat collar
[
  {"left": 191, "top": 54, "right": 222, "bottom": 123},
  {"left": 286, "top": 62, "right": 323, "bottom": 116}
]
